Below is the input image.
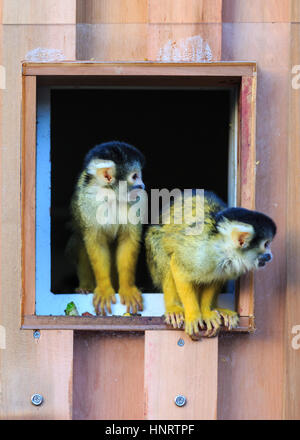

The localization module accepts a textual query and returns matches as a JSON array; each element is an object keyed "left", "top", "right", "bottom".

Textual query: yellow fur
[
  {"left": 145, "top": 192, "right": 241, "bottom": 337},
  {"left": 68, "top": 167, "right": 143, "bottom": 315}
]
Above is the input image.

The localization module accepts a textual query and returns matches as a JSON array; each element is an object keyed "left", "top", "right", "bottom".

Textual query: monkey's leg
[
  {"left": 199, "top": 284, "right": 222, "bottom": 337},
  {"left": 215, "top": 308, "right": 239, "bottom": 330},
  {"left": 84, "top": 231, "right": 116, "bottom": 315},
  {"left": 170, "top": 257, "right": 203, "bottom": 336},
  {"left": 163, "top": 270, "right": 184, "bottom": 329},
  {"left": 116, "top": 231, "right": 143, "bottom": 314},
  {"left": 75, "top": 244, "right": 96, "bottom": 293}
]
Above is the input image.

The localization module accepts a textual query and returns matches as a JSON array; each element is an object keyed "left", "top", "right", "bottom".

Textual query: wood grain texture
[
  {"left": 23, "top": 62, "right": 256, "bottom": 77},
  {"left": 2, "top": 0, "right": 76, "bottom": 24},
  {"left": 21, "top": 315, "right": 252, "bottom": 332},
  {"left": 291, "top": 0, "right": 300, "bottom": 21},
  {"left": 237, "top": 76, "right": 256, "bottom": 319},
  {"left": 73, "top": 332, "right": 145, "bottom": 420},
  {"left": 284, "top": 22, "right": 300, "bottom": 420},
  {"left": 223, "top": 0, "right": 292, "bottom": 23},
  {"left": 144, "top": 331, "right": 218, "bottom": 419},
  {"left": 76, "top": 24, "right": 148, "bottom": 61},
  {"left": 149, "top": 0, "right": 222, "bottom": 23},
  {"left": 21, "top": 76, "right": 36, "bottom": 317},
  {"left": 1, "top": 331, "right": 73, "bottom": 419},
  {"left": 76, "top": 22, "right": 222, "bottom": 62},
  {"left": 0, "top": 22, "right": 75, "bottom": 419},
  {"left": 77, "top": 0, "right": 148, "bottom": 24},
  {"left": 219, "top": 22, "right": 290, "bottom": 420}
]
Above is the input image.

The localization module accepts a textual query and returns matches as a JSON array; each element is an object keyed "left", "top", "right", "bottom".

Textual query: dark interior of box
[{"left": 50, "top": 87, "right": 230, "bottom": 293}]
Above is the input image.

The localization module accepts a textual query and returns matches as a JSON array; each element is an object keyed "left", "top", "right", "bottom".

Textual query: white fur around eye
[{"left": 87, "top": 159, "right": 115, "bottom": 176}]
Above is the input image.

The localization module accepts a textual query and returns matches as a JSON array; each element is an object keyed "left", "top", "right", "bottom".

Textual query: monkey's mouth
[{"left": 258, "top": 260, "right": 266, "bottom": 267}]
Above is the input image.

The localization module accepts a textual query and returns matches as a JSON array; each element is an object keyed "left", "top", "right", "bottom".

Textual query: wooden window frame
[{"left": 21, "top": 62, "right": 256, "bottom": 333}]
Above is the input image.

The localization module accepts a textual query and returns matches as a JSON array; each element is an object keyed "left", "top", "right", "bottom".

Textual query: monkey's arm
[
  {"left": 163, "top": 269, "right": 184, "bottom": 329},
  {"left": 84, "top": 230, "right": 116, "bottom": 315},
  {"left": 116, "top": 229, "right": 143, "bottom": 314},
  {"left": 170, "top": 256, "right": 203, "bottom": 336}
]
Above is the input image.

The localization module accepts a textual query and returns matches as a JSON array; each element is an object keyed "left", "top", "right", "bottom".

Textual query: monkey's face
[
  {"left": 125, "top": 166, "right": 145, "bottom": 191},
  {"left": 238, "top": 239, "right": 274, "bottom": 273},
  {"left": 86, "top": 158, "right": 145, "bottom": 204},
  {"left": 249, "top": 238, "right": 273, "bottom": 269},
  {"left": 216, "top": 210, "right": 276, "bottom": 278}
]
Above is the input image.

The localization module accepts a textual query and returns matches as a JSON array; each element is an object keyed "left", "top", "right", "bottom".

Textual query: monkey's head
[
  {"left": 83, "top": 140, "right": 145, "bottom": 199},
  {"left": 214, "top": 207, "right": 277, "bottom": 277}
]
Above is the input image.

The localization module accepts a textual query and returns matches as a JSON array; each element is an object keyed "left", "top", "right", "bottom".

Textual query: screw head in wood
[
  {"left": 174, "top": 395, "right": 187, "bottom": 407},
  {"left": 33, "top": 330, "right": 40, "bottom": 339},
  {"left": 31, "top": 394, "right": 44, "bottom": 406}
]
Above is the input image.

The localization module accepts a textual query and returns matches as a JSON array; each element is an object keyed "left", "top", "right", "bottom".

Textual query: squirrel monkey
[
  {"left": 145, "top": 191, "right": 276, "bottom": 337},
  {"left": 68, "top": 141, "right": 146, "bottom": 315}
]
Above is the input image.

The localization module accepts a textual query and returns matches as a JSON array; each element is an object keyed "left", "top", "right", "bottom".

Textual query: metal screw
[
  {"left": 174, "top": 395, "right": 187, "bottom": 407},
  {"left": 33, "top": 330, "right": 40, "bottom": 339},
  {"left": 31, "top": 394, "right": 44, "bottom": 406},
  {"left": 177, "top": 338, "right": 185, "bottom": 347}
]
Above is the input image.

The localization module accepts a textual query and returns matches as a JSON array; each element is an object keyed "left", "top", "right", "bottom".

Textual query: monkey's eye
[
  {"left": 264, "top": 240, "right": 270, "bottom": 249},
  {"left": 132, "top": 173, "right": 138, "bottom": 180}
]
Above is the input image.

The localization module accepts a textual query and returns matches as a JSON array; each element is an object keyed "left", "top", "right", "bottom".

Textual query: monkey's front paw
[
  {"left": 184, "top": 314, "right": 204, "bottom": 336},
  {"left": 119, "top": 285, "right": 143, "bottom": 314},
  {"left": 165, "top": 306, "right": 185, "bottom": 329},
  {"left": 216, "top": 308, "right": 239, "bottom": 330},
  {"left": 202, "top": 310, "right": 222, "bottom": 337},
  {"left": 93, "top": 285, "right": 116, "bottom": 315}
]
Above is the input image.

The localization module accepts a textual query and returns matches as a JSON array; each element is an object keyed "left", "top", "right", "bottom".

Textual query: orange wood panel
[
  {"left": 0, "top": 15, "right": 76, "bottom": 419},
  {"left": 21, "top": 314, "right": 252, "bottom": 332},
  {"left": 77, "top": 0, "right": 148, "bottom": 24},
  {"left": 237, "top": 75, "right": 256, "bottom": 320},
  {"left": 1, "top": 330, "right": 73, "bottom": 419},
  {"left": 23, "top": 62, "right": 255, "bottom": 77},
  {"left": 76, "top": 24, "right": 148, "bottom": 61},
  {"left": 21, "top": 75, "right": 36, "bottom": 317},
  {"left": 219, "top": 22, "right": 290, "bottom": 419},
  {"left": 2, "top": 0, "right": 76, "bottom": 24},
  {"left": 223, "top": 0, "right": 291, "bottom": 23},
  {"left": 291, "top": 0, "right": 300, "bottom": 21},
  {"left": 149, "top": 0, "right": 222, "bottom": 23},
  {"left": 144, "top": 331, "right": 218, "bottom": 419},
  {"left": 73, "top": 332, "right": 145, "bottom": 420},
  {"left": 284, "top": 22, "right": 300, "bottom": 420}
]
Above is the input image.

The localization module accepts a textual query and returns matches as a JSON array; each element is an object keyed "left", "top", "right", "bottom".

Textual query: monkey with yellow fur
[
  {"left": 145, "top": 191, "right": 276, "bottom": 337},
  {"left": 67, "top": 141, "right": 146, "bottom": 315}
]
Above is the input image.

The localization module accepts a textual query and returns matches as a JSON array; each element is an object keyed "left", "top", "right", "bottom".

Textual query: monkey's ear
[
  {"left": 230, "top": 227, "right": 253, "bottom": 248},
  {"left": 217, "top": 220, "right": 254, "bottom": 248},
  {"left": 87, "top": 159, "right": 116, "bottom": 185}
]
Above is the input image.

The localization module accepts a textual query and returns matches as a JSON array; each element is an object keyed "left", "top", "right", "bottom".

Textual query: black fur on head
[
  {"left": 215, "top": 207, "right": 277, "bottom": 246},
  {"left": 83, "top": 140, "right": 145, "bottom": 181}
]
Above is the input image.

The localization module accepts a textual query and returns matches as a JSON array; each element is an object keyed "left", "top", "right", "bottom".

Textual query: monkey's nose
[
  {"left": 132, "top": 184, "right": 145, "bottom": 190},
  {"left": 260, "top": 253, "right": 272, "bottom": 262}
]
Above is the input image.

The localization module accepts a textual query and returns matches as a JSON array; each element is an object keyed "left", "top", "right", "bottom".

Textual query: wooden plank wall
[
  {"left": 285, "top": 2, "right": 300, "bottom": 419},
  {"left": 219, "top": 0, "right": 298, "bottom": 420},
  {"left": 144, "top": 332, "right": 218, "bottom": 420},
  {"left": 0, "top": 0, "right": 299, "bottom": 420},
  {"left": 76, "top": 0, "right": 222, "bottom": 62},
  {"left": 73, "top": 0, "right": 223, "bottom": 420},
  {"left": 0, "top": 0, "right": 76, "bottom": 419}
]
